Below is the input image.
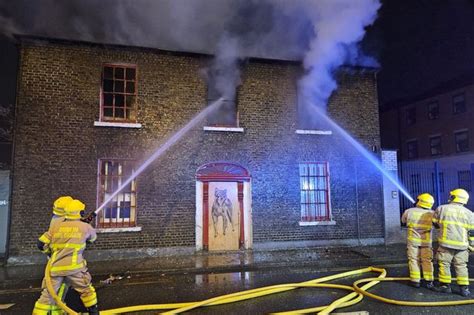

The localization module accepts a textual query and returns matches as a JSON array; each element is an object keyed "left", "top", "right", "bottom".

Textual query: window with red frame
[
  {"left": 299, "top": 162, "right": 331, "bottom": 222},
  {"left": 97, "top": 159, "right": 137, "bottom": 228},
  {"left": 101, "top": 64, "right": 137, "bottom": 122}
]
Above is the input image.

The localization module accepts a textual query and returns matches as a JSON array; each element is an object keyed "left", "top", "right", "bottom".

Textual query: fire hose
[{"left": 44, "top": 264, "right": 474, "bottom": 314}]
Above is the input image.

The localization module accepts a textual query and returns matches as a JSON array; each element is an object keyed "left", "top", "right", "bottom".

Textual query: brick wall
[{"left": 9, "top": 38, "right": 383, "bottom": 255}]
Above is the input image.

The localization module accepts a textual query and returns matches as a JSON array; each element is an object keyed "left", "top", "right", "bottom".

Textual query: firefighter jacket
[
  {"left": 432, "top": 202, "right": 474, "bottom": 250},
  {"left": 38, "top": 219, "right": 96, "bottom": 276},
  {"left": 401, "top": 207, "right": 434, "bottom": 247},
  {"left": 49, "top": 215, "right": 65, "bottom": 229}
]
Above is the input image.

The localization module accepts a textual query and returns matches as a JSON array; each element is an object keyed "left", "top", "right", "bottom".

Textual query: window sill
[
  {"left": 94, "top": 121, "right": 142, "bottom": 128},
  {"left": 295, "top": 129, "right": 332, "bottom": 135},
  {"left": 203, "top": 126, "right": 244, "bottom": 133},
  {"left": 299, "top": 220, "right": 336, "bottom": 226},
  {"left": 96, "top": 226, "right": 142, "bottom": 233}
]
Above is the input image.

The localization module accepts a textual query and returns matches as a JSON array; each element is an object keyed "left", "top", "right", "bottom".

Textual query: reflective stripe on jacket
[
  {"left": 433, "top": 203, "right": 474, "bottom": 250},
  {"left": 39, "top": 219, "right": 96, "bottom": 276},
  {"left": 401, "top": 207, "right": 434, "bottom": 246}
]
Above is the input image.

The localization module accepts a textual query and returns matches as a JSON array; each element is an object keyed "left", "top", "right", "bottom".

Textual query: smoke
[
  {"left": 201, "top": 0, "right": 380, "bottom": 126},
  {"left": 297, "top": 0, "right": 381, "bottom": 115},
  {"left": 1, "top": 0, "right": 380, "bottom": 111}
]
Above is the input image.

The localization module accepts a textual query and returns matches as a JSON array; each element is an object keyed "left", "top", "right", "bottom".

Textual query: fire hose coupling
[{"left": 81, "top": 211, "right": 97, "bottom": 224}]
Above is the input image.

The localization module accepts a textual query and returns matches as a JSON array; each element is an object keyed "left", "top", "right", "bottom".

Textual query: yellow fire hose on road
[{"left": 44, "top": 262, "right": 474, "bottom": 314}]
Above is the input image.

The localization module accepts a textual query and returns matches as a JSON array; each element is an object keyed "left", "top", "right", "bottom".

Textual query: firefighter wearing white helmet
[
  {"left": 432, "top": 188, "right": 474, "bottom": 297},
  {"left": 33, "top": 200, "right": 98, "bottom": 315},
  {"left": 401, "top": 193, "right": 435, "bottom": 289}
]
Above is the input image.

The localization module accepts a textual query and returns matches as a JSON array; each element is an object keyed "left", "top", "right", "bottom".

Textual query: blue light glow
[{"left": 310, "top": 104, "right": 415, "bottom": 203}]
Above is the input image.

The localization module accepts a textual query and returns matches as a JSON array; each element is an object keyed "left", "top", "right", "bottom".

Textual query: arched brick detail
[{"left": 196, "top": 162, "right": 251, "bottom": 181}]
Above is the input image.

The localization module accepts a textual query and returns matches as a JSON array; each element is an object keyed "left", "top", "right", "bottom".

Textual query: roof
[
  {"left": 382, "top": 72, "right": 474, "bottom": 110},
  {"left": 14, "top": 34, "right": 379, "bottom": 72}
]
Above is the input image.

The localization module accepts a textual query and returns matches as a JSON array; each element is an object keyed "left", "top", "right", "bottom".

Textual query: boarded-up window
[{"left": 299, "top": 162, "right": 331, "bottom": 222}]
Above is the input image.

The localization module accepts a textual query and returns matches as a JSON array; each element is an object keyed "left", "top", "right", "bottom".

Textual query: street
[{"left": 2, "top": 264, "right": 474, "bottom": 314}]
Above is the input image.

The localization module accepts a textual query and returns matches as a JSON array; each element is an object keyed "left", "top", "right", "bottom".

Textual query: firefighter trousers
[
  {"left": 32, "top": 269, "right": 97, "bottom": 315},
  {"left": 437, "top": 245, "right": 469, "bottom": 285},
  {"left": 407, "top": 244, "right": 434, "bottom": 282}
]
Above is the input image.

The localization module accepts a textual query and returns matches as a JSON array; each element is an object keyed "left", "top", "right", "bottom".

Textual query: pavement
[{"left": 0, "top": 242, "right": 409, "bottom": 291}]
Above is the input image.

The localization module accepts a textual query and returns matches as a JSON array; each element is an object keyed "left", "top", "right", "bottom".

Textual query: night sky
[{"left": 1, "top": 0, "right": 474, "bottom": 111}]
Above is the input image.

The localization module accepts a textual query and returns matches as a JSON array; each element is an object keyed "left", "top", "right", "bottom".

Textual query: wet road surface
[{"left": 1, "top": 264, "right": 474, "bottom": 314}]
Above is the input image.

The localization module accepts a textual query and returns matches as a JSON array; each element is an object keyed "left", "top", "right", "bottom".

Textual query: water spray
[
  {"left": 310, "top": 103, "right": 415, "bottom": 203},
  {"left": 82, "top": 98, "right": 224, "bottom": 223}
]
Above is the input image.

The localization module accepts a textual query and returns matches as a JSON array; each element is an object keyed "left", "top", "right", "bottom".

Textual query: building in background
[
  {"left": 8, "top": 36, "right": 393, "bottom": 262},
  {"left": 380, "top": 73, "right": 474, "bottom": 211}
]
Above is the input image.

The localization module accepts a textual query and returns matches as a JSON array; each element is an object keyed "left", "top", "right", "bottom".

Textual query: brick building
[
  {"left": 7, "top": 36, "right": 388, "bottom": 261},
  {"left": 380, "top": 73, "right": 474, "bottom": 210}
]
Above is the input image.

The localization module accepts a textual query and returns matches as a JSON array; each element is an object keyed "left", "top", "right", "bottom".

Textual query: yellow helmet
[
  {"left": 450, "top": 188, "right": 469, "bottom": 204},
  {"left": 64, "top": 199, "right": 85, "bottom": 220},
  {"left": 53, "top": 196, "right": 73, "bottom": 216},
  {"left": 416, "top": 193, "right": 434, "bottom": 209}
]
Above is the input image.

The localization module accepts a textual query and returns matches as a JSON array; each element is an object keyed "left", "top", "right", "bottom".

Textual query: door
[
  {"left": 196, "top": 162, "right": 252, "bottom": 251},
  {"left": 208, "top": 181, "right": 240, "bottom": 251}
]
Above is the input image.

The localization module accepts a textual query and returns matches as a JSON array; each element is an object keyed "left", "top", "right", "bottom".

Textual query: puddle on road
[{"left": 195, "top": 271, "right": 252, "bottom": 285}]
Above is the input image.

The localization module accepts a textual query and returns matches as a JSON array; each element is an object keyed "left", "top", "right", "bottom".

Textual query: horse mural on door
[{"left": 196, "top": 162, "right": 252, "bottom": 251}]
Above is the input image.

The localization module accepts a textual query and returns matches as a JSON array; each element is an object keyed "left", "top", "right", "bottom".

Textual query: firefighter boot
[
  {"left": 87, "top": 305, "right": 99, "bottom": 315},
  {"left": 460, "top": 286, "right": 471, "bottom": 297},
  {"left": 424, "top": 281, "right": 435, "bottom": 290},
  {"left": 409, "top": 281, "right": 420, "bottom": 288},
  {"left": 435, "top": 283, "right": 452, "bottom": 293}
]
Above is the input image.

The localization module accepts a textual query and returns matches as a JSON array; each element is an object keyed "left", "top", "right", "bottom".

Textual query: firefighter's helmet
[
  {"left": 64, "top": 199, "right": 86, "bottom": 220},
  {"left": 416, "top": 193, "right": 434, "bottom": 209},
  {"left": 53, "top": 196, "right": 73, "bottom": 216},
  {"left": 450, "top": 188, "right": 469, "bottom": 205}
]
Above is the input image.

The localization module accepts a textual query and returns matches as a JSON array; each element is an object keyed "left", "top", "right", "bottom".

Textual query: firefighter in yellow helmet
[
  {"left": 33, "top": 200, "right": 98, "bottom": 315},
  {"left": 37, "top": 196, "right": 74, "bottom": 311},
  {"left": 433, "top": 188, "right": 474, "bottom": 296},
  {"left": 51, "top": 196, "right": 73, "bottom": 228},
  {"left": 401, "top": 193, "right": 435, "bottom": 289},
  {"left": 38, "top": 196, "right": 73, "bottom": 257}
]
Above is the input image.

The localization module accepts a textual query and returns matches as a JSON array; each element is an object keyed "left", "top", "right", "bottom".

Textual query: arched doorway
[{"left": 196, "top": 162, "right": 252, "bottom": 251}]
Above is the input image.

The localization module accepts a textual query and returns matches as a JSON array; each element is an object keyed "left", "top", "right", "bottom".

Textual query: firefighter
[
  {"left": 40, "top": 196, "right": 74, "bottom": 310},
  {"left": 433, "top": 188, "right": 474, "bottom": 296},
  {"left": 401, "top": 193, "right": 435, "bottom": 289},
  {"left": 33, "top": 199, "right": 98, "bottom": 315},
  {"left": 50, "top": 196, "right": 73, "bottom": 228}
]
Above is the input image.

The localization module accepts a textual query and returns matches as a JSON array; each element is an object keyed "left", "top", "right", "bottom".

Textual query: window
[
  {"left": 427, "top": 101, "right": 439, "bottom": 120},
  {"left": 206, "top": 71, "right": 238, "bottom": 127},
  {"left": 455, "top": 130, "right": 469, "bottom": 153},
  {"left": 407, "top": 140, "right": 418, "bottom": 159},
  {"left": 431, "top": 172, "right": 445, "bottom": 193},
  {"left": 101, "top": 64, "right": 137, "bottom": 122},
  {"left": 453, "top": 93, "right": 466, "bottom": 114},
  {"left": 406, "top": 107, "right": 416, "bottom": 126},
  {"left": 97, "top": 159, "right": 137, "bottom": 228},
  {"left": 429, "top": 136, "right": 442, "bottom": 156},
  {"left": 458, "top": 170, "right": 472, "bottom": 192},
  {"left": 299, "top": 162, "right": 331, "bottom": 222}
]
